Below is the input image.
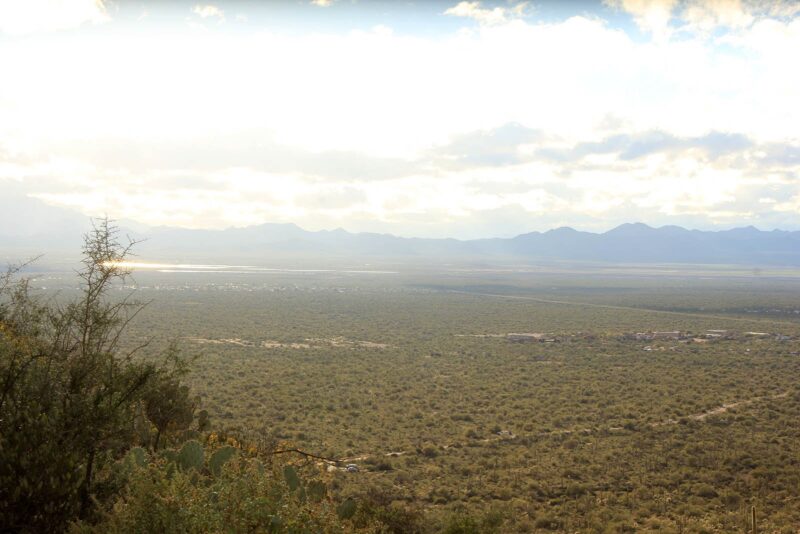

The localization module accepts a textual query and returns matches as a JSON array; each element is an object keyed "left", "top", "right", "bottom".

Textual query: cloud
[
  {"left": 7, "top": 133, "right": 800, "bottom": 236},
  {"left": 431, "top": 127, "right": 756, "bottom": 168},
  {"left": 42, "top": 134, "right": 421, "bottom": 181},
  {"left": 681, "top": 0, "right": 754, "bottom": 32},
  {"left": 607, "top": 0, "right": 800, "bottom": 40},
  {"left": 311, "top": 0, "right": 335, "bottom": 6},
  {"left": 431, "top": 123, "right": 545, "bottom": 168},
  {"left": 1, "top": 5, "right": 799, "bottom": 237},
  {"left": 764, "top": 0, "right": 800, "bottom": 18},
  {"left": 192, "top": 4, "right": 224, "bottom": 20},
  {"left": 615, "top": 130, "right": 753, "bottom": 160},
  {"left": 539, "top": 131, "right": 754, "bottom": 162},
  {"left": 296, "top": 187, "right": 367, "bottom": 210},
  {"left": 0, "top": 0, "right": 108, "bottom": 35},
  {"left": 679, "top": 0, "right": 800, "bottom": 34},
  {"left": 5, "top": 118, "right": 798, "bottom": 236},
  {"left": 605, "top": 0, "right": 678, "bottom": 41},
  {"left": 757, "top": 144, "right": 800, "bottom": 167},
  {"left": 444, "top": 1, "right": 528, "bottom": 26}
]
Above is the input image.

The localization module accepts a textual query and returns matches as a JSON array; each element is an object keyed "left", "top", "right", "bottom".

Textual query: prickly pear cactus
[
  {"left": 160, "top": 449, "right": 179, "bottom": 464},
  {"left": 251, "top": 458, "right": 265, "bottom": 475},
  {"left": 283, "top": 465, "right": 301, "bottom": 492},
  {"left": 337, "top": 498, "right": 357, "bottom": 520},
  {"left": 307, "top": 480, "right": 327, "bottom": 503},
  {"left": 126, "top": 446, "right": 148, "bottom": 468},
  {"left": 209, "top": 446, "right": 237, "bottom": 476},
  {"left": 177, "top": 440, "right": 204, "bottom": 471}
]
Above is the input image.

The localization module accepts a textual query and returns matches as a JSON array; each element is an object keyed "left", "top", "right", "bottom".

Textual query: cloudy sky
[{"left": 0, "top": 0, "right": 798, "bottom": 238}]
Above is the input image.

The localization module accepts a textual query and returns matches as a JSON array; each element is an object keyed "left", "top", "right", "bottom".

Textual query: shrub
[
  {"left": 0, "top": 221, "right": 194, "bottom": 531},
  {"left": 71, "top": 456, "right": 359, "bottom": 533}
]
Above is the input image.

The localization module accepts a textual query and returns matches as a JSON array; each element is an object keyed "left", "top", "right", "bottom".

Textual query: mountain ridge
[{"left": 2, "top": 194, "right": 800, "bottom": 266}]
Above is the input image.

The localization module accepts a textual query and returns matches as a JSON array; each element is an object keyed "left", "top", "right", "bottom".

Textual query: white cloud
[
  {"left": 311, "top": 0, "right": 335, "bottom": 6},
  {"left": 11, "top": 126, "right": 799, "bottom": 236},
  {"left": 605, "top": 0, "right": 678, "bottom": 41},
  {"left": 608, "top": 0, "right": 800, "bottom": 39},
  {"left": 0, "top": 0, "right": 108, "bottom": 35},
  {"left": 764, "top": 0, "right": 800, "bottom": 19},
  {"left": 444, "top": 1, "right": 528, "bottom": 26},
  {"left": 192, "top": 4, "right": 224, "bottom": 20},
  {"left": 1, "top": 5, "right": 799, "bottom": 236},
  {"left": 681, "top": 0, "right": 754, "bottom": 32},
  {"left": 0, "top": 16, "right": 795, "bottom": 150}
]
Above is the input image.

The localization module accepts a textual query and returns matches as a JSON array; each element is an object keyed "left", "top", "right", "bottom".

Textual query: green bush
[
  {"left": 0, "top": 221, "right": 193, "bottom": 531},
  {"left": 72, "top": 453, "right": 377, "bottom": 533}
]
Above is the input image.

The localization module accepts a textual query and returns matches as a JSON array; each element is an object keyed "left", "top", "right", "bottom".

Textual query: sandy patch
[
  {"left": 261, "top": 340, "right": 315, "bottom": 349},
  {"left": 306, "top": 337, "right": 390, "bottom": 349},
  {"left": 185, "top": 337, "right": 255, "bottom": 347},
  {"left": 185, "top": 336, "right": 390, "bottom": 350}
]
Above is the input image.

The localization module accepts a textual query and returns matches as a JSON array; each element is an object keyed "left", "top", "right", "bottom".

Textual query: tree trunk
[
  {"left": 79, "top": 447, "right": 96, "bottom": 518},
  {"left": 153, "top": 427, "right": 162, "bottom": 451}
]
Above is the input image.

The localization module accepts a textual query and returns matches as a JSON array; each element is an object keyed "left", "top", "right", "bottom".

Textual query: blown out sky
[{"left": 1, "top": 0, "right": 799, "bottom": 238}]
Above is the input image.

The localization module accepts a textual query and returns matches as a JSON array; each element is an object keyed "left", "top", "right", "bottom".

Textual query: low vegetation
[
  {"left": 3, "top": 223, "right": 800, "bottom": 532},
  {"left": 2, "top": 223, "right": 486, "bottom": 533}
]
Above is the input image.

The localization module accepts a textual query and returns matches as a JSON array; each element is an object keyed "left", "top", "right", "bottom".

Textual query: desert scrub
[{"left": 71, "top": 454, "right": 372, "bottom": 534}]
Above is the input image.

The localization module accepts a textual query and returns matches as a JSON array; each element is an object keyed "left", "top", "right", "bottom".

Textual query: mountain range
[{"left": 2, "top": 193, "right": 799, "bottom": 266}]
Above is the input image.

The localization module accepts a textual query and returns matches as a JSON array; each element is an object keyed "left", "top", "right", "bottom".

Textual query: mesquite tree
[{"left": 0, "top": 220, "right": 192, "bottom": 532}]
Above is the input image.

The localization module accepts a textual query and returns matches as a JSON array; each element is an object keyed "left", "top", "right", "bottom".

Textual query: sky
[{"left": 0, "top": 0, "right": 799, "bottom": 239}]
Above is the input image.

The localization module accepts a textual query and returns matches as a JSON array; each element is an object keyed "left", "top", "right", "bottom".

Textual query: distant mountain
[
  {"left": 0, "top": 191, "right": 90, "bottom": 260},
  {"left": 2, "top": 196, "right": 800, "bottom": 266},
  {"left": 86, "top": 221, "right": 800, "bottom": 266},
  {"left": 504, "top": 223, "right": 800, "bottom": 264}
]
